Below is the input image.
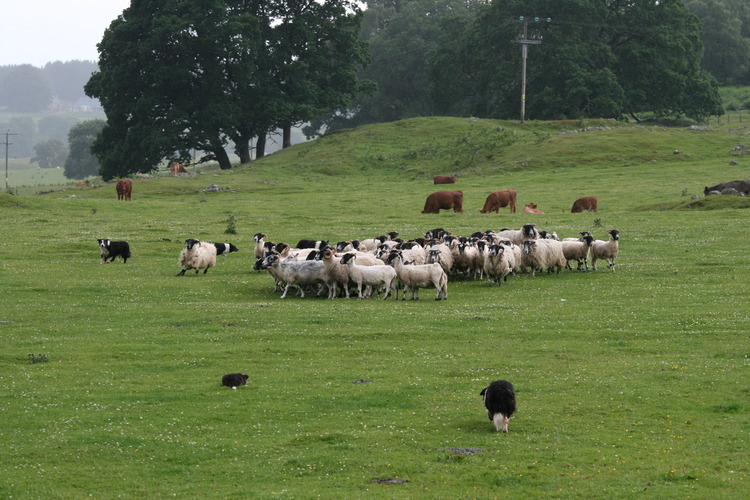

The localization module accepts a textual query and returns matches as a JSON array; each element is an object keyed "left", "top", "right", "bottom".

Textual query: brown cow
[
  {"left": 480, "top": 189, "right": 517, "bottom": 214},
  {"left": 571, "top": 196, "right": 598, "bottom": 213},
  {"left": 422, "top": 191, "right": 464, "bottom": 214},
  {"left": 168, "top": 161, "right": 188, "bottom": 175},
  {"left": 434, "top": 174, "right": 457, "bottom": 184},
  {"left": 116, "top": 179, "right": 132, "bottom": 201},
  {"left": 522, "top": 203, "right": 544, "bottom": 214}
]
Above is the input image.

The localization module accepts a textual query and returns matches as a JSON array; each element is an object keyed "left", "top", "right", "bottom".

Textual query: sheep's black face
[
  {"left": 340, "top": 253, "right": 355, "bottom": 265},
  {"left": 185, "top": 238, "right": 200, "bottom": 250},
  {"left": 609, "top": 230, "right": 620, "bottom": 240},
  {"left": 253, "top": 233, "right": 266, "bottom": 242}
]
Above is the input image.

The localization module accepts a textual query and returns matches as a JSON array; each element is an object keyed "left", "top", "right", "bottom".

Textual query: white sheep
[
  {"left": 456, "top": 241, "right": 482, "bottom": 279},
  {"left": 253, "top": 232, "right": 267, "bottom": 260},
  {"left": 177, "top": 238, "right": 217, "bottom": 276},
  {"left": 561, "top": 234, "right": 595, "bottom": 271},
  {"left": 424, "top": 241, "right": 453, "bottom": 273},
  {"left": 497, "top": 224, "right": 539, "bottom": 245},
  {"left": 591, "top": 229, "right": 620, "bottom": 272},
  {"left": 321, "top": 248, "right": 351, "bottom": 299},
  {"left": 260, "top": 254, "right": 329, "bottom": 299},
  {"left": 387, "top": 250, "right": 448, "bottom": 300},
  {"left": 521, "top": 239, "right": 566, "bottom": 276},
  {"left": 483, "top": 244, "right": 513, "bottom": 286},
  {"left": 340, "top": 253, "right": 397, "bottom": 299}
]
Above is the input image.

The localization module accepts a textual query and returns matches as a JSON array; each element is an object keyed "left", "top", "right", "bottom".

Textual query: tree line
[
  {"left": 4, "top": 0, "right": 746, "bottom": 180},
  {"left": 314, "top": 0, "right": 741, "bottom": 133},
  {"left": 0, "top": 60, "right": 98, "bottom": 112}
]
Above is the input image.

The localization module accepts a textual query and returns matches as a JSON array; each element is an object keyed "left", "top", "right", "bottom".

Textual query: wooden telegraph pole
[{"left": 517, "top": 16, "right": 550, "bottom": 123}]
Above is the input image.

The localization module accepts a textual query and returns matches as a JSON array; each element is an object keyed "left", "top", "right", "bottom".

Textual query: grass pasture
[{"left": 1, "top": 117, "right": 749, "bottom": 498}]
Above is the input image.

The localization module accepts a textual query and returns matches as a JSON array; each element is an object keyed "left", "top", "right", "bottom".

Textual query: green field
[{"left": 1, "top": 117, "right": 749, "bottom": 498}]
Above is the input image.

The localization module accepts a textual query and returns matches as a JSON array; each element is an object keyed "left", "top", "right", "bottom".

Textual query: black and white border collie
[
  {"left": 212, "top": 242, "right": 239, "bottom": 257},
  {"left": 98, "top": 239, "right": 131, "bottom": 263},
  {"left": 480, "top": 380, "right": 516, "bottom": 433},
  {"left": 222, "top": 373, "right": 249, "bottom": 388}
]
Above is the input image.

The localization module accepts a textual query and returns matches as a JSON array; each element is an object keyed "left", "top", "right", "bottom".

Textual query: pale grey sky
[{"left": 1, "top": 1, "right": 131, "bottom": 67}]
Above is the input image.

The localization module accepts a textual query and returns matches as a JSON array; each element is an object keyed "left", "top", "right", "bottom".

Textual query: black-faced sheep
[
  {"left": 497, "top": 224, "right": 539, "bottom": 245},
  {"left": 483, "top": 244, "right": 513, "bottom": 286},
  {"left": 591, "top": 229, "right": 620, "bottom": 272},
  {"left": 480, "top": 380, "right": 516, "bottom": 433},
  {"left": 561, "top": 234, "right": 594, "bottom": 271},
  {"left": 521, "top": 239, "right": 566, "bottom": 276},
  {"left": 178, "top": 239, "right": 217, "bottom": 276},
  {"left": 260, "top": 253, "right": 328, "bottom": 298},
  {"left": 386, "top": 250, "right": 448, "bottom": 300},
  {"left": 341, "top": 253, "right": 397, "bottom": 299}
]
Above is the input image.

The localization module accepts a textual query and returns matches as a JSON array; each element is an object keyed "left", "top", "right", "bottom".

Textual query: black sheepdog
[
  {"left": 98, "top": 239, "right": 131, "bottom": 263},
  {"left": 222, "top": 373, "right": 249, "bottom": 388},
  {"left": 480, "top": 380, "right": 516, "bottom": 433}
]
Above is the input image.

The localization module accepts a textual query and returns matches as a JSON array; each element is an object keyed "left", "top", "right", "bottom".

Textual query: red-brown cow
[
  {"left": 433, "top": 174, "right": 457, "bottom": 184},
  {"left": 571, "top": 196, "right": 598, "bottom": 213},
  {"left": 168, "top": 161, "right": 188, "bottom": 175},
  {"left": 116, "top": 179, "right": 132, "bottom": 201},
  {"left": 522, "top": 203, "right": 544, "bottom": 214},
  {"left": 480, "top": 189, "right": 517, "bottom": 214},
  {"left": 422, "top": 191, "right": 464, "bottom": 214}
]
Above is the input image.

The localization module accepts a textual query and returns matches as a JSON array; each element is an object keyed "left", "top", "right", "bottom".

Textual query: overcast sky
[{"left": 1, "top": 1, "right": 131, "bottom": 67}]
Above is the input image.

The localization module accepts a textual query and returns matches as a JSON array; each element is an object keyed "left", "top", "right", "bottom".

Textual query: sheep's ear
[{"left": 480, "top": 388, "right": 487, "bottom": 396}]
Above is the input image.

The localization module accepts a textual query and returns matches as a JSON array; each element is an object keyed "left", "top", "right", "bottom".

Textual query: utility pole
[
  {"left": 3, "top": 131, "right": 20, "bottom": 192},
  {"left": 517, "top": 16, "right": 550, "bottom": 123}
]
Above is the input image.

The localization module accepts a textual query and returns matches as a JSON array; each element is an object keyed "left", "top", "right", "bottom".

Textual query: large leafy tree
[
  {"left": 32, "top": 140, "right": 68, "bottom": 169},
  {"left": 430, "top": 0, "right": 721, "bottom": 121},
  {"left": 64, "top": 119, "right": 105, "bottom": 179},
  {"left": 85, "top": 0, "right": 367, "bottom": 178},
  {"left": 308, "top": 0, "right": 480, "bottom": 135}
]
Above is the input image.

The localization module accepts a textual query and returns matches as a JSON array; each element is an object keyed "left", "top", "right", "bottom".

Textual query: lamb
[
  {"left": 321, "top": 248, "right": 351, "bottom": 299},
  {"left": 382, "top": 241, "right": 425, "bottom": 266},
  {"left": 591, "top": 229, "right": 620, "bottom": 272},
  {"left": 561, "top": 234, "right": 595, "bottom": 271},
  {"left": 521, "top": 239, "right": 566, "bottom": 276},
  {"left": 483, "top": 244, "right": 513, "bottom": 286},
  {"left": 497, "top": 224, "right": 539, "bottom": 245},
  {"left": 260, "top": 253, "right": 328, "bottom": 298},
  {"left": 340, "top": 253, "right": 398, "bottom": 299},
  {"left": 480, "top": 380, "right": 516, "bottom": 433},
  {"left": 177, "top": 239, "right": 217, "bottom": 276},
  {"left": 386, "top": 250, "right": 448, "bottom": 300}
]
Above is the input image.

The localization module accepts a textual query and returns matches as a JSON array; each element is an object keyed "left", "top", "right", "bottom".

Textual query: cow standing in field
[
  {"left": 433, "top": 174, "right": 457, "bottom": 184},
  {"left": 422, "top": 191, "right": 464, "bottom": 214},
  {"left": 480, "top": 189, "right": 517, "bottom": 214},
  {"left": 571, "top": 196, "right": 597, "bottom": 213},
  {"left": 116, "top": 179, "right": 132, "bottom": 201}
]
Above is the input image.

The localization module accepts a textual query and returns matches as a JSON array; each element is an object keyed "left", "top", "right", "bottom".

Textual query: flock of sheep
[{"left": 245, "top": 224, "right": 620, "bottom": 301}]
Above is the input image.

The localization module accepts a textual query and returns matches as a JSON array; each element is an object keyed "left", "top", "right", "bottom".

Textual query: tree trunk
[
  {"left": 256, "top": 132, "right": 266, "bottom": 159},
  {"left": 213, "top": 146, "right": 232, "bottom": 170},
  {"left": 283, "top": 122, "right": 292, "bottom": 148},
  {"left": 235, "top": 140, "right": 251, "bottom": 164}
]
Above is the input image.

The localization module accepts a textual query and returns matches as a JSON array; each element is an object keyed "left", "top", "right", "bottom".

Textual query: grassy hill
[{"left": 1, "top": 116, "right": 749, "bottom": 498}]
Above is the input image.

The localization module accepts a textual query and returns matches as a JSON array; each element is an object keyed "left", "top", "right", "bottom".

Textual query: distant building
[{"left": 71, "top": 97, "right": 103, "bottom": 112}]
